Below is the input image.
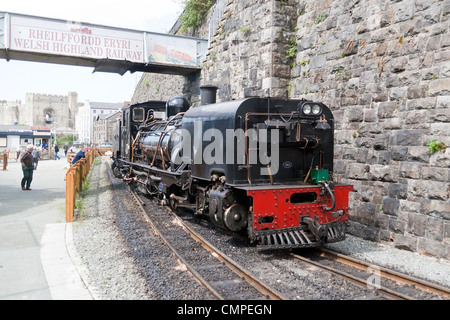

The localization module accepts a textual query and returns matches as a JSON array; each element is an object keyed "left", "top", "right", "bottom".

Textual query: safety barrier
[{"left": 65, "top": 148, "right": 100, "bottom": 222}]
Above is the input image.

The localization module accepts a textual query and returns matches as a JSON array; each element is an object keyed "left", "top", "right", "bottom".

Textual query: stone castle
[
  {"left": 0, "top": 92, "right": 79, "bottom": 129},
  {"left": 132, "top": 0, "right": 450, "bottom": 258},
  {"left": 0, "top": 92, "right": 124, "bottom": 144}
]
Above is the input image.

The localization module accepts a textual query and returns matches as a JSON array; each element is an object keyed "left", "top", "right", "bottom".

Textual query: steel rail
[
  {"left": 108, "top": 167, "right": 224, "bottom": 300},
  {"left": 128, "top": 184, "right": 287, "bottom": 300},
  {"left": 290, "top": 251, "right": 412, "bottom": 300},
  {"left": 129, "top": 189, "right": 225, "bottom": 300},
  {"left": 162, "top": 206, "right": 288, "bottom": 301},
  {"left": 319, "top": 248, "right": 450, "bottom": 299}
]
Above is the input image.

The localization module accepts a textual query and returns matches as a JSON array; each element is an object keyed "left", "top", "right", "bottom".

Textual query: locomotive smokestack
[{"left": 200, "top": 85, "right": 218, "bottom": 105}]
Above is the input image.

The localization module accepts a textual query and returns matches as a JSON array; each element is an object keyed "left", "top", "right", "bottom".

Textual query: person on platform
[
  {"left": 54, "top": 144, "right": 60, "bottom": 160},
  {"left": 31, "top": 146, "right": 41, "bottom": 170},
  {"left": 20, "top": 145, "right": 34, "bottom": 190},
  {"left": 71, "top": 147, "right": 88, "bottom": 166},
  {"left": 16, "top": 144, "right": 21, "bottom": 162},
  {"left": 64, "top": 143, "right": 69, "bottom": 157}
]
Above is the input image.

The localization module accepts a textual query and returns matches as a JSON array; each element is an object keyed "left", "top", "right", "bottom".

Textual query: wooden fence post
[
  {"left": 65, "top": 170, "right": 75, "bottom": 222},
  {"left": 64, "top": 148, "right": 102, "bottom": 222},
  {"left": 2, "top": 153, "right": 7, "bottom": 170}
]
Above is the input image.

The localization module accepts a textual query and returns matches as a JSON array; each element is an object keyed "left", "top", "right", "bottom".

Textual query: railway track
[
  {"left": 127, "top": 186, "right": 287, "bottom": 300},
  {"left": 106, "top": 163, "right": 448, "bottom": 301},
  {"left": 291, "top": 248, "right": 450, "bottom": 300}
]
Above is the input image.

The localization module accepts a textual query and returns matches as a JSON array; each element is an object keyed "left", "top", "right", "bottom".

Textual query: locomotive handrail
[
  {"left": 150, "top": 112, "right": 185, "bottom": 167},
  {"left": 321, "top": 181, "right": 336, "bottom": 212}
]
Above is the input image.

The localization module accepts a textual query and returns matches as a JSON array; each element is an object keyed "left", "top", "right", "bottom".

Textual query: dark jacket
[
  {"left": 21, "top": 151, "right": 34, "bottom": 167},
  {"left": 71, "top": 151, "right": 86, "bottom": 165}
]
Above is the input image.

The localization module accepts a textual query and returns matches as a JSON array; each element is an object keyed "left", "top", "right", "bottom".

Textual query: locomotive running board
[{"left": 256, "top": 222, "right": 345, "bottom": 251}]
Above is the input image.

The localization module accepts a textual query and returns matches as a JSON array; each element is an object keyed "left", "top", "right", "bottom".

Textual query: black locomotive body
[{"left": 112, "top": 91, "right": 353, "bottom": 250}]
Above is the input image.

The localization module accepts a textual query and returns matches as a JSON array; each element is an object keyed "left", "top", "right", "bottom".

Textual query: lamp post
[
  {"left": 68, "top": 119, "right": 75, "bottom": 146},
  {"left": 53, "top": 117, "right": 57, "bottom": 147}
]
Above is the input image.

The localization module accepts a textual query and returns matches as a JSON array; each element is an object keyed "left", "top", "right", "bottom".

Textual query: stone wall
[
  {"left": 201, "top": 0, "right": 298, "bottom": 100},
  {"left": 0, "top": 100, "right": 21, "bottom": 125},
  {"left": 131, "top": 72, "right": 202, "bottom": 105},
  {"left": 288, "top": 0, "right": 450, "bottom": 258},
  {"left": 132, "top": 0, "right": 450, "bottom": 258}
]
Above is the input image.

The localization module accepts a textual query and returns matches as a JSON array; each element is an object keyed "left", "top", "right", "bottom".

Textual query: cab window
[{"left": 132, "top": 108, "right": 145, "bottom": 122}]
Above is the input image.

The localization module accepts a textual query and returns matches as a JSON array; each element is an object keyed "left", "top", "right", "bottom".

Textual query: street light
[
  {"left": 68, "top": 119, "right": 75, "bottom": 146},
  {"left": 53, "top": 114, "right": 57, "bottom": 147}
]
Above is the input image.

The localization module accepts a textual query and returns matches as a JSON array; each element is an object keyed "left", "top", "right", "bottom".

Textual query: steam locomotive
[{"left": 111, "top": 86, "right": 353, "bottom": 250}]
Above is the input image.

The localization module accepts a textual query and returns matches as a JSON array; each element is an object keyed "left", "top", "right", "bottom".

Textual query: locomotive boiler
[{"left": 112, "top": 87, "right": 353, "bottom": 250}]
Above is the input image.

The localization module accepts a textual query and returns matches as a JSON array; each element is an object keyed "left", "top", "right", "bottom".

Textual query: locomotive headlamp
[
  {"left": 302, "top": 104, "right": 312, "bottom": 115},
  {"left": 301, "top": 103, "right": 322, "bottom": 116},
  {"left": 312, "top": 104, "right": 322, "bottom": 115}
]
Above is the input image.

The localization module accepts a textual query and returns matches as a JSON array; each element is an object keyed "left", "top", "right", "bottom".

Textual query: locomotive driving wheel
[{"left": 223, "top": 203, "right": 249, "bottom": 232}]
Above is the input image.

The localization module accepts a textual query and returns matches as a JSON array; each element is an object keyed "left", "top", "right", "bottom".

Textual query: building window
[{"left": 44, "top": 108, "right": 55, "bottom": 124}]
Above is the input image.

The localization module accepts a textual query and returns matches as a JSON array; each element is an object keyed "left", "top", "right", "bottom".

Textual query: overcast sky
[{"left": 0, "top": 0, "right": 185, "bottom": 103}]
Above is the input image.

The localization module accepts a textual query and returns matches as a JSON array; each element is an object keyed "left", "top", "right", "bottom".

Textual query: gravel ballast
[
  {"left": 71, "top": 157, "right": 213, "bottom": 300},
  {"left": 71, "top": 157, "right": 450, "bottom": 299}
]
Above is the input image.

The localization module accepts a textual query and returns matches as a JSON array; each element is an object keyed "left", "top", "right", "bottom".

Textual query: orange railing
[{"left": 65, "top": 148, "right": 100, "bottom": 222}]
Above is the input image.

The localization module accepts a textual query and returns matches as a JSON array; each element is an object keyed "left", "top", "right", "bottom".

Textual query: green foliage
[
  {"left": 426, "top": 139, "right": 447, "bottom": 154},
  {"left": 299, "top": 59, "right": 309, "bottom": 66},
  {"left": 286, "top": 36, "right": 297, "bottom": 62},
  {"left": 334, "top": 68, "right": 349, "bottom": 81},
  {"left": 56, "top": 134, "right": 77, "bottom": 146},
  {"left": 240, "top": 26, "right": 250, "bottom": 34},
  {"left": 180, "top": 0, "right": 215, "bottom": 32},
  {"left": 315, "top": 13, "right": 326, "bottom": 24}
]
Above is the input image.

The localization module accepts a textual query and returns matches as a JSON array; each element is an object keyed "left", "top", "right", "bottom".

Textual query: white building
[{"left": 76, "top": 101, "right": 127, "bottom": 144}]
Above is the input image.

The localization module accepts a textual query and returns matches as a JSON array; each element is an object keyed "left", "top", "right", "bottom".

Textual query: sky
[{"left": 0, "top": 0, "right": 185, "bottom": 103}]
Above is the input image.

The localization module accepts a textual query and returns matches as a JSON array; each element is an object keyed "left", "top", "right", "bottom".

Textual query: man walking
[
  {"left": 54, "top": 144, "right": 60, "bottom": 160},
  {"left": 31, "top": 146, "right": 41, "bottom": 170},
  {"left": 20, "top": 145, "right": 34, "bottom": 190},
  {"left": 64, "top": 143, "right": 69, "bottom": 157}
]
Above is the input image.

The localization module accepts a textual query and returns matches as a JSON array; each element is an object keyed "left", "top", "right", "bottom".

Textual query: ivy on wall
[{"left": 180, "top": 0, "right": 215, "bottom": 32}]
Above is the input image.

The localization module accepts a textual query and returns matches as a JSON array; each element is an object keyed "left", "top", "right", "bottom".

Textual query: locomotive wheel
[
  {"left": 112, "top": 166, "right": 121, "bottom": 177},
  {"left": 223, "top": 203, "right": 248, "bottom": 232},
  {"left": 168, "top": 196, "right": 177, "bottom": 209}
]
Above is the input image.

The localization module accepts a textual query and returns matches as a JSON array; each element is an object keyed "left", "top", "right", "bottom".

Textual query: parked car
[{"left": 98, "top": 142, "right": 113, "bottom": 148}]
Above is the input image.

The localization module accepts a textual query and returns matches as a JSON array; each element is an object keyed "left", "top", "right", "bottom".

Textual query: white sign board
[
  {"left": 9, "top": 15, "right": 145, "bottom": 63},
  {"left": 0, "top": 13, "right": 5, "bottom": 49}
]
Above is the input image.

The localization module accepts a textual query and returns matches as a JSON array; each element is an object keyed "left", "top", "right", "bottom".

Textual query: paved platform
[{"left": 0, "top": 157, "right": 93, "bottom": 300}]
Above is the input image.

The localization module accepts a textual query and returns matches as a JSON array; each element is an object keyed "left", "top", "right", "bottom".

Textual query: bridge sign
[
  {"left": 9, "top": 14, "right": 146, "bottom": 63},
  {"left": 0, "top": 12, "right": 207, "bottom": 75}
]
